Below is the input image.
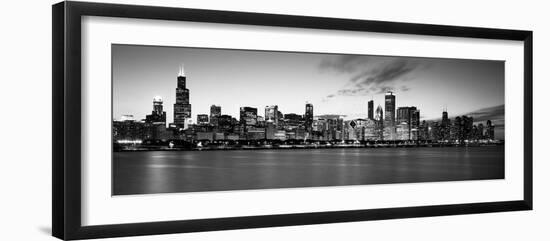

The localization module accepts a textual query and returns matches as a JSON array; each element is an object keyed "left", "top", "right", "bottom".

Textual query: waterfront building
[
  {"left": 442, "top": 110, "right": 450, "bottom": 126},
  {"left": 396, "top": 122, "right": 410, "bottom": 140},
  {"left": 343, "top": 119, "right": 373, "bottom": 141},
  {"left": 375, "top": 105, "right": 384, "bottom": 140},
  {"left": 265, "top": 105, "right": 278, "bottom": 126},
  {"left": 265, "top": 121, "right": 276, "bottom": 140},
  {"left": 384, "top": 91, "right": 396, "bottom": 127},
  {"left": 246, "top": 126, "right": 266, "bottom": 140},
  {"left": 214, "top": 132, "right": 225, "bottom": 141},
  {"left": 383, "top": 126, "right": 394, "bottom": 140},
  {"left": 144, "top": 122, "right": 173, "bottom": 140},
  {"left": 463, "top": 116, "right": 474, "bottom": 140},
  {"left": 196, "top": 132, "right": 214, "bottom": 141},
  {"left": 145, "top": 96, "right": 167, "bottom": 125},
  {"left": 197, "top": 114, "right": 209, "bottom": 125},
  {"left": 361, "top": 119, "right": 378, "bottom": 140},
  {"left": 274, "top": 130, "right": 287, "bottom": 141},
  {"left": 411, "top": 109, "right": 420, "bottom": 140},
  {"left": 419, "top": 120, "right": 429, "bottom": 140},
  {"left": 396, "top": 106, "right": 418, "bottom": 140},
  {"left": 486, "top": 120, "right": 495, "bottom": 140},
  {"left": 173, "top": 65, "right": 192, "bottom": 126},
  {"left": 440, "top": 110, "right": 451, "bottom": 140},
  {"left": 476, "top": 123, "right": 485, "bottom": 140},
  {"left": 113, "top": 118, "right": 146, "bottom": 142},
  {"left": 305, "top": 103, "right": 314, "bottom": 133},
  {"left": 368, "top": 100, "right": 374, "bottom": 120},
  {"left": 295, "top": 126, "right": 307, "bottom": 140},
  {"left": 209, "top": 105, "right": 221, "bottom": 126},
  {"left": 277, "top": 110, "right": 284, "bottom": 127},
  {"left": 226, "top": 134, "right": 240, "bottom": 141},
  {"left": 218, "top": 114, "right": 235, "bottom": 133},
  {"left": 283, "top": 113, "right": 304, "bottom": 130},
  {"left": 256, "top": 116, "right": 266, "bottom": 127},
  {"left": 239, "top": 106, "right": 258, "bottom": 127},
  {"left": 429, "top": 121, "right": 442, "bottom": 141}
]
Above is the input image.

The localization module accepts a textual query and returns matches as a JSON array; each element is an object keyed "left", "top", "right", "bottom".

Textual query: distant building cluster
[{"left": 113, "top": 65, "right": 496, "bottom": 144}]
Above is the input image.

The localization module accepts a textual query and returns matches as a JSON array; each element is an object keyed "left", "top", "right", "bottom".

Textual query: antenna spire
[{"left": 178, "top": 63, "right": 185, "bottom": 77}]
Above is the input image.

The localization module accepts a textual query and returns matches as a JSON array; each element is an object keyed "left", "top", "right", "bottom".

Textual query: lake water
[{"left": 113, "top": 146, "right": 504, "bottom": 195}]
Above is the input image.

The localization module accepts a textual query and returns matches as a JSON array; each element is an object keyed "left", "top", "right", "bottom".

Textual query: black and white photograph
[
  {"left": 112, "top": 44, "right": 505, "bottom": 195},
  {"left": 0, "top": 0, "right": 544, "bottom": 240}
]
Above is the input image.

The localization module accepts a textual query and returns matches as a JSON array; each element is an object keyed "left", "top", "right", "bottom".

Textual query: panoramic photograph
[{"left": 112, "top": 44, "right": 505, "bottom": 196}]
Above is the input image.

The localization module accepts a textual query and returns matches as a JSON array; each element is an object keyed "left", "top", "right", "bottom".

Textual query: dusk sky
[{"left": 112, "top": 44, "right": 505, "bottom": 139}]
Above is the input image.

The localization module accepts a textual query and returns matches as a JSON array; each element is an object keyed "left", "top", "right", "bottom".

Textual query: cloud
[
  {"left": 320, "top": 56, "right": 422, "bottom": 98},
  {"left": 400, "top": 85, "right": 411, "bottom": 92},
  {"left": 462, "top": 104, "right": 505, "bottom": 128},
  {"left": 461, "top": 104, "right": 504, "bottom": 123},
  {"left": 425, "top": 104, "right": 505, "bottom": 127},
  {"left": 319, "top": 55, "right": 373, "bottom": 73}
]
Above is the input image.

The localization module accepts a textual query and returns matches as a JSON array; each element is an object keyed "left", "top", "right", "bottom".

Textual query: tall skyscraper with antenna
[{"left": 173, "top": 65, "right": 192, "bottom": 127}]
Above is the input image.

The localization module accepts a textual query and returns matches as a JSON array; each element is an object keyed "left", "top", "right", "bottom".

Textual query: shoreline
[{"left": 114, "top": 142, "right": 504, "bottom": 152}]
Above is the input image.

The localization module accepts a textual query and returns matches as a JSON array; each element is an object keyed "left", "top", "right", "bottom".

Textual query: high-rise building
[
  {"left": 442, "top": 110, "right": 450, "bottom": 126},
  {"left": 396, "top": 106, "right": 418, "bottom": 140},
  {"left": 305, "top": 103, "right": 314, "bottom": 132},
  {"left": 486, "top": 120, "right": 495, "bottom": 140},
  {"left": 209, "top": 105, "right": 221, "bottom": 126},
  {"left": 173, "top": 65, "right": 192, "bottom": 126},
  {"left": 375, "top": 105, "right": 384, "bottom": 140},
  {"left": 396, "top": 106, "right": 417, "bottom": 124},
  {"left": 283, "top": 113, "right": 303, "bottom": 129},
  {"left": 368, "top": 100, "right": 374, "bottom": 120},
  {"left": 384, "top": 92, "right": 396, "bottom": 127},
  {"left": 218, "top": 114, "right": 235, "bottom": 132},
  {"left": 375, "top": 105, "right": 384, "bottom": 122},
  {"left": 411, "top": 110, "right": 420, "bottom": 128},
  {"left": 265, "top": 105, "right": 278, "bottom": 126},
  {"left": 239, "top": 107, "right": 258, "bottom": 127},
  {"left": 411, "top": 109, "right": 420, "bottom": 140},
  {"left": 145, "top": 96, "right": 166, "bottom": 125},
  {"left": 197, "top": 114, "right": 209, "bottom": 125}
]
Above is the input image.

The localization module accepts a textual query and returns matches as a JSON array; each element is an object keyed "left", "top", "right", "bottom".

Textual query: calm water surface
[{"left": 113, "top": 146, "right": 504, "bottom": 195}]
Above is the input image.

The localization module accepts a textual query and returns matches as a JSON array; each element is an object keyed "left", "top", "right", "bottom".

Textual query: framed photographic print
[{"left": 52, "top": 1, "right": 533, "bottom": 240}]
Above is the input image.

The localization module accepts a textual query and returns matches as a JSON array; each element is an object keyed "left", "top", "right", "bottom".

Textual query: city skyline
[{"left": 113, "top": 44, "right": 504, "bottom": 139}]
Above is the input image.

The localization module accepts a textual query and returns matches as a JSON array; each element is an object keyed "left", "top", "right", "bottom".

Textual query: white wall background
[{"left": 0, "top": 0, "right": 547, "bottom": 240}]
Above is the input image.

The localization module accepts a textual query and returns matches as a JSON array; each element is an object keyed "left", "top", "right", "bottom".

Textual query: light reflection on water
[{"left": 113, "top": 146, "right": 504, "bottom": 195}]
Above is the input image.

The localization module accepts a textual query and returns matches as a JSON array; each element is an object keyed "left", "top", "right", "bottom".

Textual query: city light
[{"left": 112, "top": 66, "right": 498, "bottom": 149}]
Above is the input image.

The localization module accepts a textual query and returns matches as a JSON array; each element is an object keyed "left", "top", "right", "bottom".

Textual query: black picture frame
[{"left": 52, "top": 1, "right": 533, "bottom": 240}]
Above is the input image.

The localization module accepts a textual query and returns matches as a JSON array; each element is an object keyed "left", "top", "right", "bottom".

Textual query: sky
[{"left": 112, "top": 44, "right": 505, "bottom": 139}]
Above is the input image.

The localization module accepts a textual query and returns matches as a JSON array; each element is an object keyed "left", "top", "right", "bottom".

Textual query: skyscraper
[
  {"left": 396, "top": 106, "right": 418, "bottom": 140},
  {"left": 396, "top": 106, "right": 417, "bottom": 124},
  {"left": 239, "top": 107, "right": 258, "bottom": 126},
  {"left": 173, "top": 65, "right": 192, "bottom": 126},
  {"left": 486, "top": 120, "right": 495, "bottom": 140},
  {"left": 411, "top": 109, "right": 420, "bottom": 140},
  {"left": 265, "top": 105, "right": 278, "bottom": 126},
  {"left": 197, "top": 114, "right": 209, "bottom": 125},
  {"left": 368, "top": 100, "right": 374, "bottom": 120},
  {"left": 441, "top": 110, "right": 451, "bottom": 140},
  {"left": 442, "top": 110, "right": 450, "bottom": 126},
  {"left": 304, "top": 103, "right": 314, "bottom": 132},
  {"left": 384, "top": 92, "right": 396, "bottom": 127},
  {"left": 375, "top": 105, "right": 384, "bottom": 121},
  {"left": 145, "top": 96, "right": 166, "bottom": 125},
  {"left": 375, "top": 105, "right": 384, "bottom": 140},
  {"left": 210, "top": 105, "right": 221, "bottom": 126}
]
